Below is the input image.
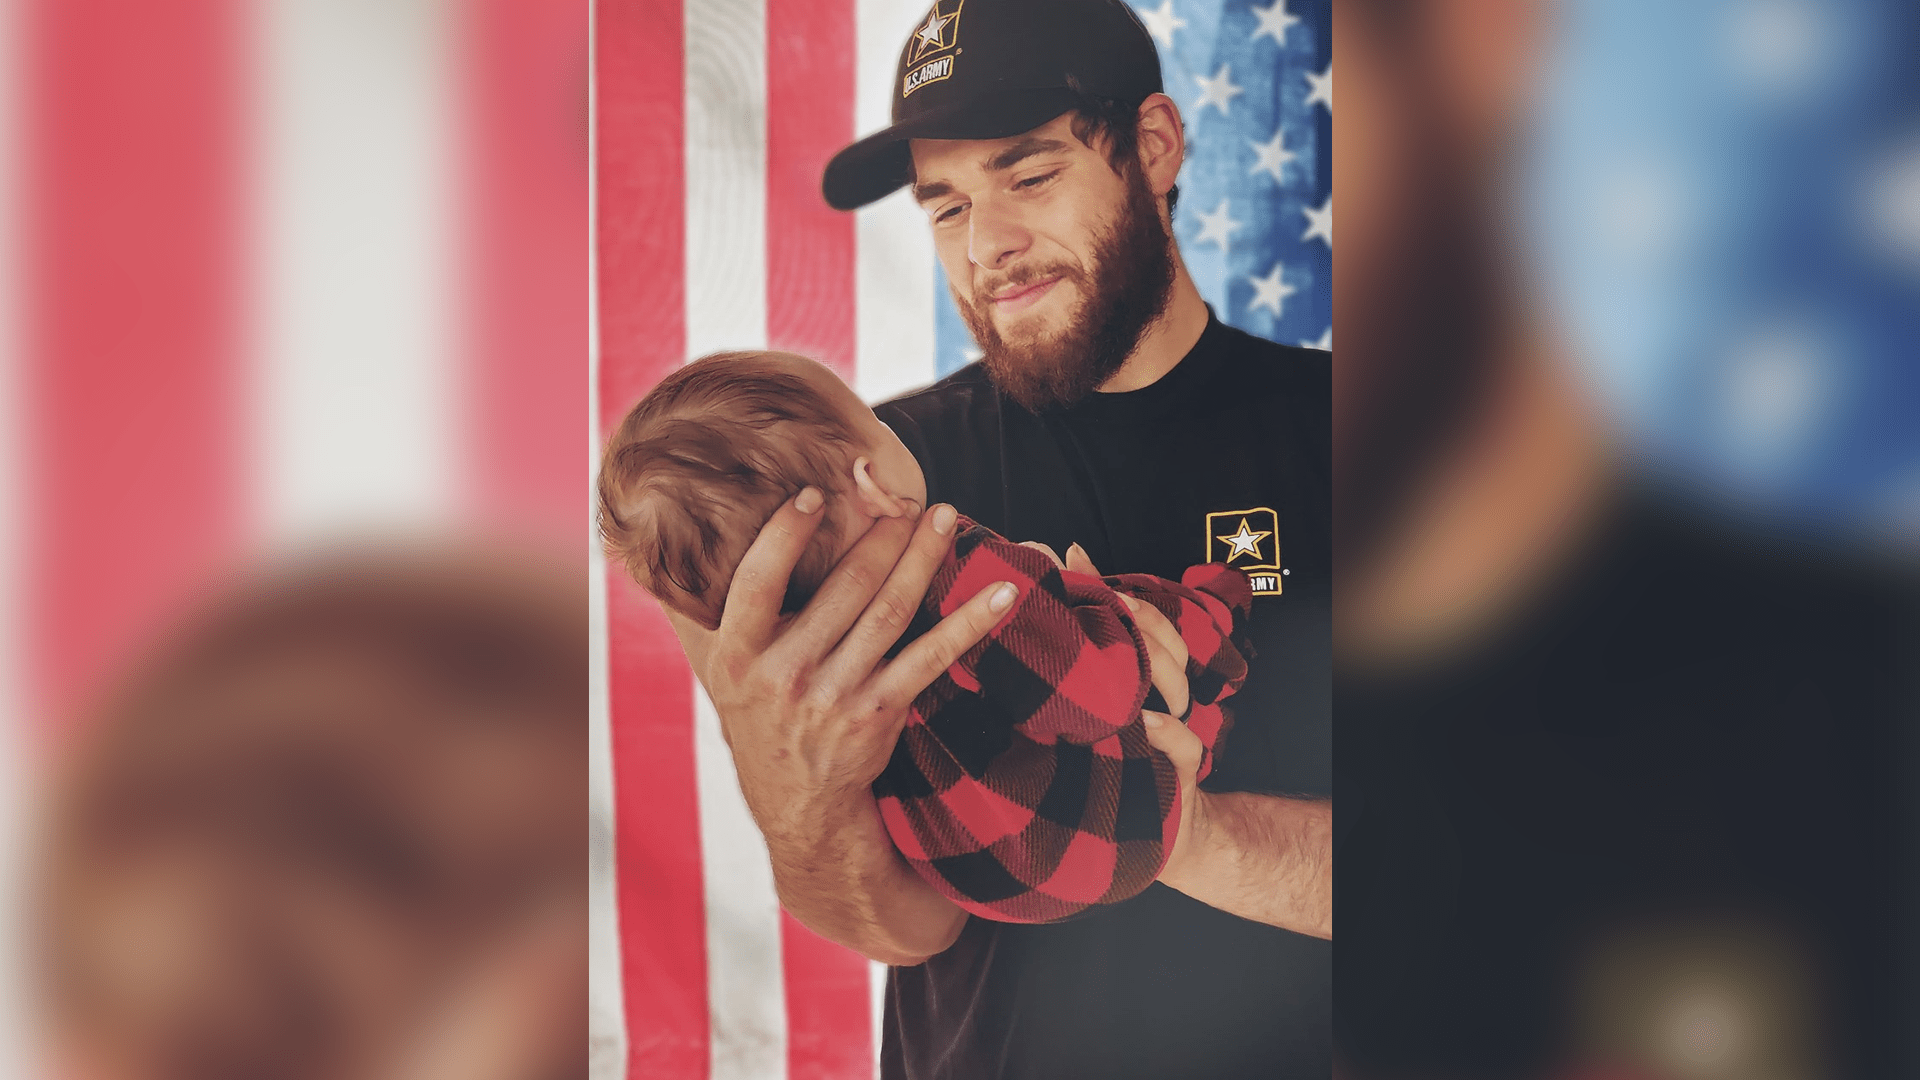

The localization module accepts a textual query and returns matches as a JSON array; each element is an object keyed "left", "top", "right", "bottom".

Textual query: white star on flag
[
  {"left": 1194, "top": 198, "right": 1243, "bottom": 253},
  {"left": 1194, "top": 63, "right": 1244, "bottom": 117},
  {"left": 1218, "top": 518, "right": 1271, "bottom": 559},
  {"left": 1250, "top": 0, "right": 1298, "bottom": 44},
  {"left": 1306, "top": 63, "right": 1332, "bottom": 111},
  {"left": 1247, "top": 262, "right": 1295, "bottom": 318},
  {"left": 915, "top": 8, "right": 951, "bottom": 53},
  {"left": 1301, "top": 327, "right": 1331, "bottom": 351},
  {"left": 1302, "top": 195, "right": 1331, "bottom": 247},
  {"left": 1249, "top": 127, "right": 1295, "bottom": 183},
  {"left": 1139, "top": 0, "right": 1186, "bottom": 49}
]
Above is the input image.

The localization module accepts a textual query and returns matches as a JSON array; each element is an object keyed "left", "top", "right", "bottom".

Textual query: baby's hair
[{"left": 597, "top": 351, "right": 859, "bottom": 630}]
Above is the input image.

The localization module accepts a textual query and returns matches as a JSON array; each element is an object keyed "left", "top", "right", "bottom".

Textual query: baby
[{"left": 597, "top": 351, "right": 1252, "bottom": 923}]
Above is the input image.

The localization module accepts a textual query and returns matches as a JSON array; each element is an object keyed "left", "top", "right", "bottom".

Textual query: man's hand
[
  {"left": 667, "top": 489, "right": 1016, "bottom": 964},
  {"left": 1141, "top": 712, "right": 1331, "bottom": 938},
  {"left": 1062, "top": 544, "right": 1191, "bottom": 717},
  {"left": 1069, "top": 544, "right": 1333, "bottom": 939},
  {"left": 682, "top": 490, "right": 1014, "bottom": 825},
  {"left": 1139, "top": 707, "right": 1203, "bottom": 883},
  {"left": 1018, "top": 539, "right": 1068, "bottom": 570}
]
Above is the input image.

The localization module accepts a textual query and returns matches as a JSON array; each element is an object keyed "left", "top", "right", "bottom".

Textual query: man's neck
[
  {"left": 1097, "top": 260, "right": 1210, "bottom": 394},
  {"left": 1339, "top": 333, "right": 1613, "bottom": 667}
]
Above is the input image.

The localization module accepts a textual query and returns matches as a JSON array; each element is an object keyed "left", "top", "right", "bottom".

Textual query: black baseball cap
[{"left": 822, "top": 0, "right": 1163, "bottom": 212}]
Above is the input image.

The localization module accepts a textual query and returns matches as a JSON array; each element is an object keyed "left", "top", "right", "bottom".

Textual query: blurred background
[
  {"left": 1335, "top": 1, "right": 1916, "bottom": 1080},
  {"left": 6, "top": 0, "right": 1918, "bottom": 1076},
  {"left": 1525, "top": 0, "right": 1918, "bottom": 541},
  {"left": 4, "top": 0, "right": 585, "bottom": 1077}
]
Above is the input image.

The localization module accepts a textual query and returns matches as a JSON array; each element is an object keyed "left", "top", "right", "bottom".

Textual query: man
[{"left": 664, "top": 0, "right": 1331, "bottom": 1076}]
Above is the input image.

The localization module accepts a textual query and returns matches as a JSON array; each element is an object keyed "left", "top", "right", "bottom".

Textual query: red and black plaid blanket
[{"left": 874, "top": 517, "right": 1253, "bottom": 924}]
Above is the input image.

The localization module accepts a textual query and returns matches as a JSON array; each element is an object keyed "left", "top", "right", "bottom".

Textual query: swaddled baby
[{"left": 597, "top": 350, "right": 1252, "bottom": 923}]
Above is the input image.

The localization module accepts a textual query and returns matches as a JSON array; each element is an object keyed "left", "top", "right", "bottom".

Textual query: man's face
[{"left": 909, "top": 112, "right": 1174, "bottom": 410}]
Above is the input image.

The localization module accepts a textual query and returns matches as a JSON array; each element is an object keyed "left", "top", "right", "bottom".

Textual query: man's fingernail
[
  {"left": 990, "top": 582, "right": 1017, "bottom": 612},
  {"left": 1069, "top": 543, "right": 1087, "bottom": 559},
  {"left": 1120, "top": 595, "right": 1138, "bottom": 610},
  {"left": 795, "top": 487, "right": 823, "bottom": 513},
  {"left": 1143, "top": 712, "right": 1164, "bottom": 728},
  {"left": 933, "top": 504, "right": 957, "bottom": 535}
]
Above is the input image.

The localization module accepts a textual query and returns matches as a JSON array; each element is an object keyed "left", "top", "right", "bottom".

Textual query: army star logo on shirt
[{"left": 1206, "top": 507, "right": 1283, "bottom": 595}]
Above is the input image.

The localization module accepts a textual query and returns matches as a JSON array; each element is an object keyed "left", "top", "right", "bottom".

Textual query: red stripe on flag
[
  {"left": 604, "top": 570, "right": 706, "bottom": 1073},
  {"left": 766, "top": 0, "right": 872, "bottom": 1076},
  {"left": 597, "top": 1, "right": 708, "bottom": 1077},
  {"left": 463, "top": 0, "right": 589, "bottom": 536},
  {"left": 24, "top": 0, "right": 241, "bottom": 729},
  {"left": 781, "top": 918, "right": 877, "bottom": 1080}
]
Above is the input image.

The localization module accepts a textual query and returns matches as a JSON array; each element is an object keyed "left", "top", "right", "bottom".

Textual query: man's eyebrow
[
  {"left": 910, "top": 138, "right": 1072, "bottom": 204},
  {"left": 984, "top": 137, "right": 1071, "bottom": 174}
]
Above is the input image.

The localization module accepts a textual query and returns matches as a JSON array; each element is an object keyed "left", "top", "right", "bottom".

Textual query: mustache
[{"left": 970, "top": 260, "right": 1085, "bottom": 304}]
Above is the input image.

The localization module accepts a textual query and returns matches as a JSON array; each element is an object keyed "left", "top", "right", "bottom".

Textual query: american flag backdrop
[{"left": 589, "top": 1, "right": 1328, "bottom": 1078}]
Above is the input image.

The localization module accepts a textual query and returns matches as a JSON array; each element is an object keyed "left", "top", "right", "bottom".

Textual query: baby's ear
[{"left": 851, "top": 457, "right": 908, "bottom": 518}]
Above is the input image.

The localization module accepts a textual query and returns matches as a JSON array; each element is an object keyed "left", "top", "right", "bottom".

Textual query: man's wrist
[
  {"left": 1160, "top": 787, "right": 1217, "bottom": 894},
  {"left": 756, "top": 780, "right": 872, "bottom": 852},
  {"left": 1159, "top": 791, "right": 1333, "bottom": 936},
  {"left": 756, "top": 782, "right": 968, "bottom": 964}
]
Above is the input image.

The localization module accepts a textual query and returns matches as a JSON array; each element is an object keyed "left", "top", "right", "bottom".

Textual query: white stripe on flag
[
  {"left": 694, "top": 684, "right": 787, "bottom": 1079},
  {"left": 686, "top": 0, "right": 768, "bottom": 360},
  {"left": 250, "top": 0, "right": 458, "bottom": 543},
  {"left": 869, "top": 957, "right": 888, "bottom": 1080},
  {"left": 686, "top": 0, "right": 787, "bottom": 1076},
  {"left": 587, "top": 22, "right": 626, "bottom": 1066},
  {"left": 854, "top": 0, "right": 937, "bottom": 407},
  {"left": 588, "top": 542, "right": 627, "bottom": 1080}
]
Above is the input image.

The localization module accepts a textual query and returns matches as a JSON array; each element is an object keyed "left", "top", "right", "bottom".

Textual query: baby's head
[{"left": 597, "top": 350, "right": 928, "bottom": 629}]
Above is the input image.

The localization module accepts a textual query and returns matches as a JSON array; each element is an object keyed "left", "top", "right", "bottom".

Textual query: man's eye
[
  {"left": 935, "top": 204, "right": 967, "bottom": 223},
  {"left": 1016, "top": 170, "right": 1061, "bottom": 190}
]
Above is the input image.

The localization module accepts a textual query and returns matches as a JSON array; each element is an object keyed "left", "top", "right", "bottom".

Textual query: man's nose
[{"left": 967, "top": 202, "right": 1030, "bottom": 271}]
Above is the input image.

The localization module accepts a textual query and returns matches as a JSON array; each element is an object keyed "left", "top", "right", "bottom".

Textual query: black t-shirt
[
  {"left": 872, "top": 313, "right": 1332, "bottom": 1080},
  {"left": 1335, "top": 490, "right": 1919, "bottom": 1080}
]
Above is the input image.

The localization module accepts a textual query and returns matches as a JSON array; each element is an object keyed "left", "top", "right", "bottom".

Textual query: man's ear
[
  {"left": 1136, "top": 93, "right": 1185, "bottom": 199},
  {"left": 851, "top": 457, "right": 909, "bottom": 518}
]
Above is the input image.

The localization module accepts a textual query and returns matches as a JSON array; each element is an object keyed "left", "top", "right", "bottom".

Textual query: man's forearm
[
  {"left": 759, "top": 788, "right": 967, "bottom": 966},
  {"left": 1161, "top": 792, "right": 1332, "bottom": 938}
]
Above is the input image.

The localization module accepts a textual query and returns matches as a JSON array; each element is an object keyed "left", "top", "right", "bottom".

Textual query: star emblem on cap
[
  {"left": 913, "top": 7, "right": 953, "bottom": 59},
  {"left": 1218, "top": 518, "right": 1270, "bottom": 560}
]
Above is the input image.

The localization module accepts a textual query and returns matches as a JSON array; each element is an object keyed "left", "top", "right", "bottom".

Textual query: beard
[{"left": 954, "top": 161, "right": 1176, "bottom": 412}]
